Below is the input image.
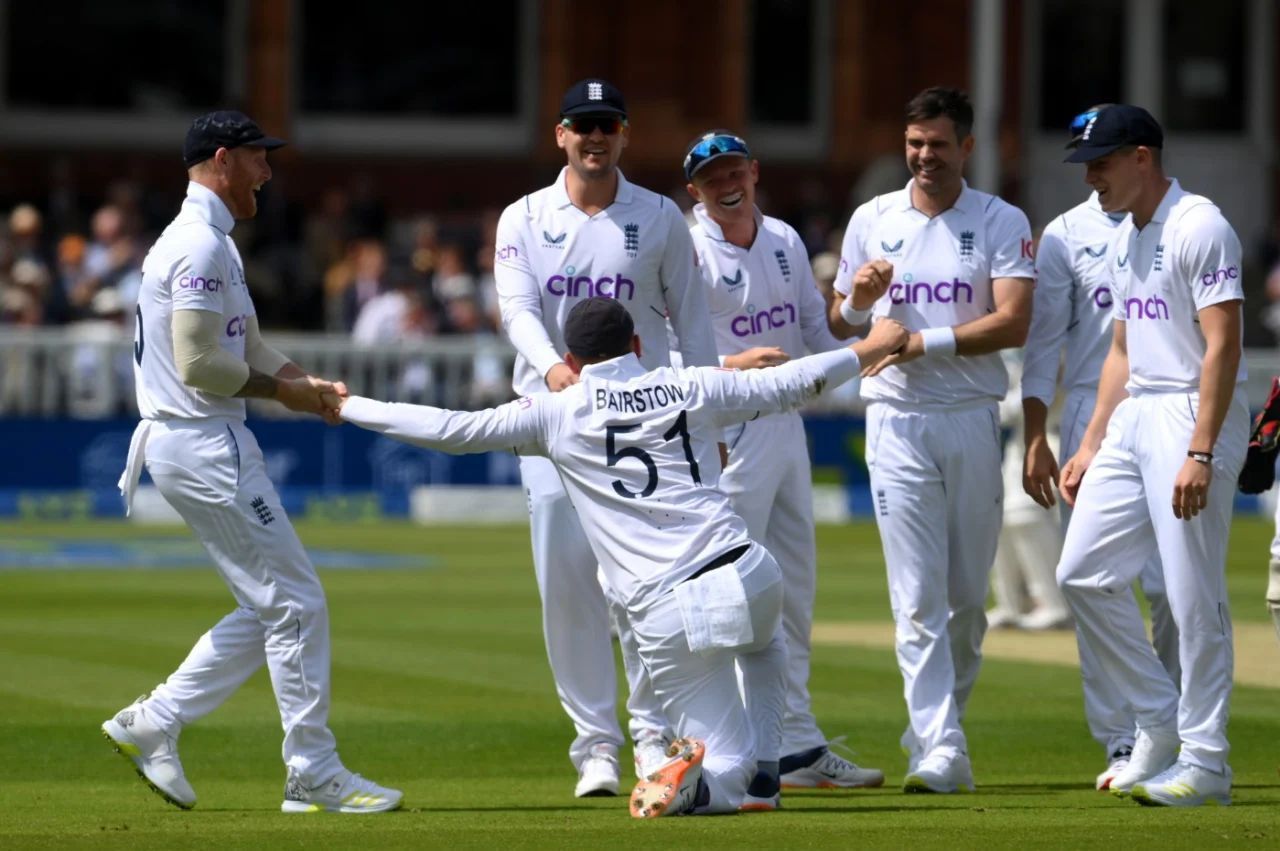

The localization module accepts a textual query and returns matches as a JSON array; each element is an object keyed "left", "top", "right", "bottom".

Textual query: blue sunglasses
[
  {"left": 683, "top": 133, "right": 751, "bottom": 181},
  {"left": 1067, "top": 105, "right": 1114, "bottom": 143}
]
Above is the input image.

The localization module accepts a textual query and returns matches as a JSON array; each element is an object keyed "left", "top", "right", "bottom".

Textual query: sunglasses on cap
[
  {"left": 560, "top": 114, "right": 628, "bottom": 135},
  {"left": 1067, "top": 105, "right": 1112, "bottom": 144},
  {"left": 683, "top": 133, "right": 750, "bottom": 181}
]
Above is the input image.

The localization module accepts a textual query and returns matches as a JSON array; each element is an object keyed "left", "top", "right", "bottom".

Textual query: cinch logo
[
  {"left": 178, "top": 275, "right": 223, "bottom": 292},
  {"left": 1092, "top": 286, "right": 1112, "bottom": 309},
  {"left": 226, "top": 314, "right": 248, "bottom": 337},
  {"left": 496, "top": 244, "right": 519, "bottom": 261},
  {"left": 731, "top": 301, "right": 797, "bottom": 337},
  {"left": 1201, "top": 266, "right": 1238, "bottom": 287},
  {"left": 888, "top": 276, "right": 974, "bottom": 304},
  {"left": 546, "top": 266, "right": 635, "bottom": 300},
  {"left": 1124, "top": 295, "right": 1169, "bottom": 320}
]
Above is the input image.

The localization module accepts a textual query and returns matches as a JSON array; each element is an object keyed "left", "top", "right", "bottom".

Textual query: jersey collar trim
[
  {"left": 578, "top": 352, "right": 646, "bottom": 379},
  {"left": 691, "top": 203, "right": 763, "bottom": 243},
  {"left": 550, "top": 167, "right": 636, "bottom": 210},
  {"left": 1147, "top": 178, "right": 1183, "bottom": 226},
  {"left": 183, "top": 181, "right": 235, "bottom": 235},
  {"left": 897, "top": 178, "right": 978, "bottom": 216}
]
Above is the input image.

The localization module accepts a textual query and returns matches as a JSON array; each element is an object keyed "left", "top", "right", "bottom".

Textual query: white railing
[{"left": 1, "top": 325, "right": 1277, "bottom": 419}]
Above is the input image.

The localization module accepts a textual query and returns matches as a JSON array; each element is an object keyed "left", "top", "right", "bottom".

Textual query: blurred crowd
[{"left": 2, "top": 175, "right": 1279, "bottom": 349}]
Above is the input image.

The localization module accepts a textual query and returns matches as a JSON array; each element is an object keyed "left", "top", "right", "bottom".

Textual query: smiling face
[
  {"left": 556, "top": 114, "right": 629, "bottom": 182},
  {"left": 1083, "top": 147, "right": 1144, "bottom": 214},
  {"left": 220, "top": 145, "right": 272, "bottom": 220},
  {"left": 905, "top": 117, "right": 972, "bottom": 198},
  {"left": 686, "top": 155, "right": 758, "bottom": 227}
]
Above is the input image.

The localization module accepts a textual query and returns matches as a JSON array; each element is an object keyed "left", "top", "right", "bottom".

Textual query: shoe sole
[
  {"left": 781, "top": 776, "right": 885, "bottom": 790},
  {"left": 576, "top": 787, "right": 619, "bottom": 798},
  {"left": 281, "top": 798, "right": 403, "bottom": 814},
  {"left": 1131, "top": 787, "right": 1230, "bottom": 808},
  {"left": 101, "top": 725, "right": 195, "bottom": 811},
  {"left": 630, "top": 739, "right": 705, "bottom": 818},
  {"left": 739, "top": 801, "right": 779, "bottom": 812}
]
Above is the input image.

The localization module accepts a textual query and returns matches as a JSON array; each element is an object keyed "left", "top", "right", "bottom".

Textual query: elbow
[
  {"left": 1006, "top": 314, "right": 1031, "bottom": 348},
  {"left": 176, "top": 358, "right": 200, "bottom": 388}
]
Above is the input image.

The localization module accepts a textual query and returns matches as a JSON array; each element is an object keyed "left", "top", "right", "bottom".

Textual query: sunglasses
[
  {"left": 1068, "top": 105, "right": 1112, "bottom": 142},
  {"left": 560, "top": 114, "right": 627, "bottom": 135},
  {"left": 683, "top": 133, "right": 750, "bottom": 181}
]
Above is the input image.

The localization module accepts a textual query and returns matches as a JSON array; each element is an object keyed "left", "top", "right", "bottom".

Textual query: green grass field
[{"left": 1, "top": 518, "right": 1277, "bottom": 849}]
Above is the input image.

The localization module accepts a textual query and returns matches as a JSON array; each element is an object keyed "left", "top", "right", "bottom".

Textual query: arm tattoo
[{"left": 233, "top": 368, "right": 280, "bottom": 399}]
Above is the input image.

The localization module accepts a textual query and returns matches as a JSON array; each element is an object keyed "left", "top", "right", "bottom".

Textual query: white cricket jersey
[
  {"left": 834, "top": 179, "right": 1034, "bottom": 405},
  {"left": 133, "top": 182, "right": 256, "bottom": 420},
  {"left": 1107, "top": 179, "right": 1246, "bottom": 395},
  {"left": 1021, "top": 193, "right": 1126, "bottom": 405},
  {"left": 341, "top": 348, "right": 860, "bottom": 609},
  {"left": 690, "top": 204, "right": 844, "bottom": 361},
  {"left": 494, "top": 168, "right": 718, "bottom": 396}
]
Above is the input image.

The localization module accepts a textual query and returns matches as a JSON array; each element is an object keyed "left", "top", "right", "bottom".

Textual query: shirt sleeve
[
  {"left": 662, "top": 206, "right": 720, "bottom": 368},
  {"left": 341, "top": 394, "right": 547, "bottom": 456},
  {"left": 797, "top": 248, "right": 846, "bottom": 353},
  {"left": 1109, "top": 231, "right": 1130, "bottom": 324},
  {"left": 832, "top": 202, "right": 873, "bottom": 297},
  {"left": 1178, "top": 204, "right": 1245, "bottom": 311},
  {"left": 494, "top": 203, "right": 563, "bottom": 380},
  {"left": 1020, "top": 217, "right": 1071, "bottom": 405},
  {"left": 170, "top": 230, "right": 230, "bottom": 314},
  {"left": 696, "top": 348, "right": 861, "bottom": 427},
  {"left": 988, "top": 202, "right": 1036, "bottom": 280}
]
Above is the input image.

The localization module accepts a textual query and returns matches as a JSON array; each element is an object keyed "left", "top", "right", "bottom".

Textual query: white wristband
[
  {"left": 920, "top": 326, "right": 957, "bottom": 358},
  {"left": 839, "top": 296, "right": 872, "bottom": 326}
]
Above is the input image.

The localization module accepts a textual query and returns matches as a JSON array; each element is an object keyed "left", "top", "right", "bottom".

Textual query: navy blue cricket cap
[
  {"left": 1064, "top": 104, "right": 1163, "bottom": 163},
  {"left": 564, "top": 297, "right": 634, "bottom": 360},
  {"left": 184, "top": 110, "right": 287, "bottom": 168},
  {"left": 560, "top": 79, "right": 627, "bottom": 117}
]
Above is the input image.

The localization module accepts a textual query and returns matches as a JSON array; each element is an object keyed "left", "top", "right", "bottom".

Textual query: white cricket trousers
[
  {"left": 1059, "top": 389, "right": 1179, "bottom": 756},
  {"left": 519, "top": 455, "right": 665, "bottom": 769},
  {"left": 990, "top": 419, "right": 1066, "bottom": 617},
  {"left": 865, "top": 400, "right": 1003, "bottom": 760},
  {"left": 718, "top": 411, "right": 826, "bottom": 755},
  {"left": 137, "top": 418, "right": 342, "bottom": 787},
  {"left": 1057, "top": 391, "right": 1248, "bottom": 774},
  {"left": 1269, "top": 495, "right": 1280, "bottom": 642},
  {"left": 629, "top": 542, "right": 787, "bottom": 813}
]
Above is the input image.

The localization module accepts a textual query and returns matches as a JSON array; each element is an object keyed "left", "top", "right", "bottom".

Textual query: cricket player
[
  {"left": 1055, "top": 104, "right": 1248, "bottom": 807},
  {"left": 494, "top": 78, "right": 719, "bottom": 796},
  {"left": 683, "top": 129, "right": 884, "bottom": 789},
  {"left": 101, "top": 111, "right": 401, "bottom": 813},
  {"left": 1023, "top": 104, "right": 1180, "bottom": 791},
  {"left": 828, "top": 87, "right": 1035, "bottom": 793},
  {"left": 336, "top": 297, "right": 910, "bottom": 816}
]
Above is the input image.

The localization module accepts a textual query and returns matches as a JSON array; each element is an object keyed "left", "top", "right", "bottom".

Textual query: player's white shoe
[
  {"left": 780, "top": 739, "right": 885, "bottom": 789},
  {"left": 281, "top": 768, "right": 402, "bottom": 813},
  {"left": 903, "top": 749, "right": 974, "bottom": 794},
  {"left": 1130, "top": 761, "right": 1231, "bottom": 807},
  {"left": 101, "top": 701, "right": 196, "bottom": 810},
  {"left": 574, "top": 743, "right": 621, "bottom": 797},
  {"left": 1017, "top": 606, "right": 1073, "bottom": 631},
  {"left": 629, "top": 737, "right": 705, "bottom": 818},
  {"left": 1109, "top": 725, "right": 1180, "bottom": 796},
  {"left": 1095, "top": 744, "right": 1133, "bottom": 791},
  {"left": 986, "top": 606, "right": 1021, "bottom": 629},
  {"left": 739, "top": 769, "right": 781, "bottom": 812},
  {"left": 633, "top": 730, "right": 671, "bottom": 780}
]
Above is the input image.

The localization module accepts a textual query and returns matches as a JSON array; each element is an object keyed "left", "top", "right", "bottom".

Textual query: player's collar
[
  {"left": 550, "top": 167, "right": 635, "bottom": 210},
  {"left": 577, "top": 351, "right": 646, "bottom": 379},
  {"left": 692, "top": 203, "right": 763, "bottom": 243},
  {"left": 1147, "top": 178, "right": 1183, "bottom": 225},
  {"left": 183, "top": 181, "right": 235, "bottom": 235},
  {"left": 898, "top": 178, "right": 978, "bottom": 215}
]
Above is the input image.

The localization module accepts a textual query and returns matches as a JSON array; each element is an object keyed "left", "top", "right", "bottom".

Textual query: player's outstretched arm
[{"left": 335, "top": 394, "right": 546, "bottom": 456}]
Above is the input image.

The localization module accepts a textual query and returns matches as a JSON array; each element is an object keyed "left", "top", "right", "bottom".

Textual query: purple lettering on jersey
[
  {"left": 178, "top": 275, "right": 224, "bottom": 292},
  {"left": 887, "top": 278, "right": 973, "bottom": 305},
  {"left": 225, "top": 314, "right": 248, "bottom": 337},
  {"left": 1092, "top": 286, "right": 1113, "bottom": 309},
  {"left": 496, "top": 245, "right": 519, "bottom": 262},
  {"left": 1124, "top": 295, "right": 1169, "bottom": 320},
  {"left": 1200, "top": 266, "right": 1238, "bottom": 287},
  {"left": 545, "top": 273, "right": 635, "bottom": 300},
  {"left": 730, "top": 301, "right": 797, "bottom": 337}
]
